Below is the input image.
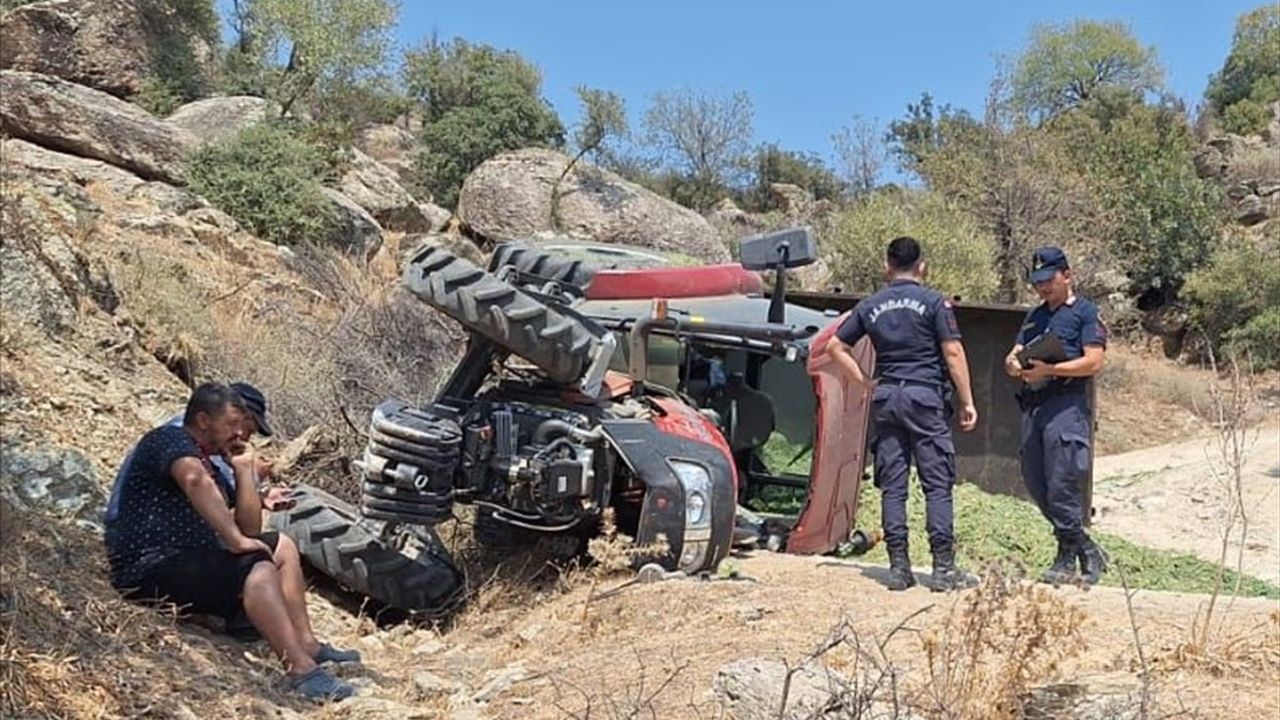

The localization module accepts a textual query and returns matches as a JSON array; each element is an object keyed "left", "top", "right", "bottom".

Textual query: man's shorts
[{"left": 124, "top": 533, "right": 280, "bottom": 621}]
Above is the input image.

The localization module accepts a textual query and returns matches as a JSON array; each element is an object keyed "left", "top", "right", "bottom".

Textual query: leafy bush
[
  {"left": 184, "top": 122, "right": 336, "bottom": 245},
  {"left": 1207, "top": 5, "right": 1280, "bottom": 136},
  {"left": 405, "top": 37, "right": 564, "bottom": 208},
  {"left": 1184, "top": 232, "right": 1280, "bottom": 368},
  {"left": 824, "top": 191, "right": 998, "bottom": 302}
]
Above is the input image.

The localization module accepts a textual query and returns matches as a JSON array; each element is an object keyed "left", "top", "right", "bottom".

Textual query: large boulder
[
  {"left": 337, "top": 149, "right": 432, "bottom": 233},
  {"left": 712, "top": 658, "right": 923, "bottom": 720},
  {"left": 0, "top": 441, "right": 104, "bottom": 525},
  {"left": 321, "top": 187, "right": 383, "bottom": 258},
  {"left": 0, "top": 70, "right": 194, "bottom": 184},
  {"left": 0, "top": 137, "right": 145, "bottom": 196},
  {"left": 0, "top": 180, "right": 96, "bottom": 335},
  {"left": 0, "top": 0, "right": 212, "bottom": 98},
  {"left": 356, "top": 123, "right": 419, "bottom": 189},
  {"left": 458, "top": 148, "right": 730, "bottom": 263},
  {"left": 166, "top": 96, "right": 272, "bottom": 145}
]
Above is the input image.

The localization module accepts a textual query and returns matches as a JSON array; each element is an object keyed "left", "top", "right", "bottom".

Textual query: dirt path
[
  {"left": 370, "top": 551, "right": 1278, "bottom": 720},
  {"left": 1093, "top": 419, "right": 1280, "bottom": 586}
]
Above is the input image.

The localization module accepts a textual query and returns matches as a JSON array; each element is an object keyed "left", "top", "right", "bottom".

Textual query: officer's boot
[
  {"left": 885, "top": 544, "right": 916, "bottom": 591},
  {"left": 929, "top": 545, "right": 979, "bottom": 592},
  {"left": 1077, "top": 535, "right": 1109, "bottom": 585},
  {"left": 1041, "top": 537, "right": 1079, "bottom": 585}
]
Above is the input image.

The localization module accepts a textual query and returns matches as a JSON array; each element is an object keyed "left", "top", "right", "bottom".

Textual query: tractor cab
[{"left": 572, "top": 228, "right": 875, "bottom": 555}]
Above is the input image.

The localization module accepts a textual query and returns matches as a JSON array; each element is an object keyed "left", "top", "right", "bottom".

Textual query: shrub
[
  {"left": 1184, "top": 231, "right": 1280, "bottom": 368},
  {"left": 184, "top": 122, "right": 336, "bottom": 245},
  {"left": 824, "top": 190, "right": 998, "bottom": 302}
]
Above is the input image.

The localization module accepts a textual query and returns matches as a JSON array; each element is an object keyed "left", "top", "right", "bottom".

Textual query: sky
[{"left": 390, "top": 0, "right": 1261, "bottom": 165}]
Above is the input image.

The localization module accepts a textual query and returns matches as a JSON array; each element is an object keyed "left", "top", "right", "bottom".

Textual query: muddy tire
[
  {"left": 268, "top": 484, "right": 463, "bottom": 616},
  {"left": 403, "top": 245, "right": 602, "bottom": 384},
  {"left": 489, "top": 242, "right": 599, "bottom": 289}
]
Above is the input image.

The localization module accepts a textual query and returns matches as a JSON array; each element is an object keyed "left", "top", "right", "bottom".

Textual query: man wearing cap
[
  {"left": 105, "top": 382, "right": 360, "bottom": 701},
  {"left": 105, "top": 382, "right": 290, "bottom": 533},
  {"left": 825, "top": 236, "right": 980, "bottom": 592},
  {"left": 1004, "top": 247, "right": 1108, "bottom": 585}
]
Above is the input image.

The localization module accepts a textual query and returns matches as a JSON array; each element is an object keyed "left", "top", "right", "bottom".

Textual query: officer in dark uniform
[
  {"left": 1004, "top": 247, "right": 1108, "bottom": 585},
  {"left": 826, "top": 236, "right": 979, "bottom": 592}
]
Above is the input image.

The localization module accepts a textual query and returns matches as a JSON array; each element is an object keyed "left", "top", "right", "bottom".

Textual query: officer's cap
[{"left": 1028, "top": 247, "right": 1069, "bottom": 284}]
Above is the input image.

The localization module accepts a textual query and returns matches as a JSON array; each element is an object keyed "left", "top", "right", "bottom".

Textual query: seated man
[{"left": 107, "top": 382, "right": 357, "bottom": 701}]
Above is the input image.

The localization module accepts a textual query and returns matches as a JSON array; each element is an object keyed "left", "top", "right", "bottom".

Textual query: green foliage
[
  {"left": 1184, "top": 233, "right": 1280, "bottom": 369},
  {"left": 1011, "top": 19, "right": 1164, "bottom": 121},
  {"left": 1207, "top": 5, "right": 1280, "bottom": 136},
  {"left": 0, "top": 0, "right": 38, "bottom": 14},
  {"left": 405, "top": 37, "right": 564, "bottom": 208},
  {"left": 825, "top": 191, "right": 998, "bottom": 302},
  {"left": 573, "top": 86, "right": 628, "bottom": 159},
  {"left": 742, "top": 143, "right": 843, "bottom": 212},
  {"left": 1056, "top": 98, "right": 1224, "bottom": 302},
  {"left": 184, "top": 122, "right": 335, "bottom": 246},
  {"left": 229, "top": 0, "right": 399, "bottom": 116},
  {"left": 642, "top": 88, "right": 754, "bottom": 210},
  {"left": 847, "top": 480, "right": 1279, "bottom": 597},
  {"left": 132, "top": 0, "right": 221, "bottom": 114},
  {"left": 886, "top": 93, "right": 981, "bottom": 180}
]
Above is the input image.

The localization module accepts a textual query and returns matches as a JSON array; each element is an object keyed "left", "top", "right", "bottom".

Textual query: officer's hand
[
  {"left": 1003, "top": 353, "right": 1024, "bottom": 379},
  {"left": 1022, "top": 359, "right": 1055, "bottom": 383},
  {"left": 958, "top": 404, "right": 978, "bottom": 432}
]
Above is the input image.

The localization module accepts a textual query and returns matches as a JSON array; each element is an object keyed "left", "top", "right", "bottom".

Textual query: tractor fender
[{"left": 599, "top": 402, "right": 735, "bottom": 574}]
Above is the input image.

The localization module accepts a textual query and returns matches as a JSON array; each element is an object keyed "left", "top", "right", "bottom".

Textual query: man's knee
[
  {"left": 273, "top": 533, "right": 300, "bottom": 566},
  {"left": 243, "top": 559, "right": 281, "bottom": 595}
]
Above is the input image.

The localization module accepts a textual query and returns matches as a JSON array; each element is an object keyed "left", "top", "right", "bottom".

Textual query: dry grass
[
  {"left": 914, "top": 564, "right": 1086, "bottom": 720},
  {"left": 0, "top": 499, "right": 313, "bottom": 720},
  {"left": 1226, "top": 144, "right": 1280, "bottom": 186}
]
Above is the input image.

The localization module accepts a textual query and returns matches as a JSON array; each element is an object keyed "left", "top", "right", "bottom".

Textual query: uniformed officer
[
  {"left": 1003, "top": 247, "right": 1108, "bottom": 585},
  {"left": 826, "top": 236, "right": 979, "bottom": 592}
]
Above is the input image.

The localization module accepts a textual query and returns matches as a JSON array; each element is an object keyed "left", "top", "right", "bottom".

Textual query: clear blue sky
[{"left": 391, "top": 0, "right": 1259, "bottom": 165}]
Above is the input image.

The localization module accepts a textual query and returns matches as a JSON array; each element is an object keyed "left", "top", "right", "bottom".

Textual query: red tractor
[{"left": 270, "top": 229, "right": 874, "bottom": 615}]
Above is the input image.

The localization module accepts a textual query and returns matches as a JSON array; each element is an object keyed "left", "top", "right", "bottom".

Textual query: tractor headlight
[{"left": 670, "top": 460, "right": 711, "bottom": 527}]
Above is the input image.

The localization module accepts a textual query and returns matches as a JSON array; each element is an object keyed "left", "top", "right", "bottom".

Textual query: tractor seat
[{"left": 709, "top": 376, "right": 776, "bottom": 454}]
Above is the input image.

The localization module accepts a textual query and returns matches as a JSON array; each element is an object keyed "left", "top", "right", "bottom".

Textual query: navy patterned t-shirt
[{"left": 106, "top": 425, "right": 231, "bottom": 588}]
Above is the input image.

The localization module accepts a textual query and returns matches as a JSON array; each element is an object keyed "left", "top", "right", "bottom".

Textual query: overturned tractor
[{"left": 271, "top": 229, "right": 875, "bottom": 615}]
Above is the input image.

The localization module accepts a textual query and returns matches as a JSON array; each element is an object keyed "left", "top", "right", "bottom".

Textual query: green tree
[
  {"left": 225, "top": 0, "right": 398, "bottom": 117},
  {"left": 1054, "top": 97, "right": 1224, "bottom": 303},
  {"left": 185, "top": 122, "right": 335, "bottom": 245},
  {"left": 1184, "top": 230, "right": 1280, "bottom": 369},
  {"left": 742, "top": 143, "right": 843, "bottom": 212},
  {"left": 642, "top": 88, "right": 754, "bottom": 210},
  {"left": 404, "top": 37, "right": 564, "bottom": 208},
  {"left": 886, "top": 93, "right": 980, "bottom": 179},
  {"left": 825, "top": 191, "right": 998, "bottom": 302},
  {"left": 1011, "top": 20, "right": 1164, "bottom": 121},
  {"left": 901, "top": 79, "right": 1096, "bottom": 302},
  {"left": 551, "top": 86, "right": 628, "bottom": 228},
  {"left": 1206, "top": 5, "right": 1280, "bottom": 136},
  {"left": 832, "top": 116, "right": 886, "bottom": 199}
]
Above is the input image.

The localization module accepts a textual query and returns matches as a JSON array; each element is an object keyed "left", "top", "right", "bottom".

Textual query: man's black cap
[
  {"left": 230, "top": 382, "right": 273, "bottom": 437},
  {"left": 1029, "top": 246, "right": 1070, "bottom": 284}
]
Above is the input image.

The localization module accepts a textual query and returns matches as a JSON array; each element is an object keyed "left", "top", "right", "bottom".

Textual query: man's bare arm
[
  {"left": 1003, "top": 344, "right": 1025, "bottom": 379},
  {"left": 171, "top": 457, "right": 269, "bottom": 554},
  {"left": 826, "top": 337, "right": 871, "bottom": 388},
  {"left": 941, "top": 340, "right": 978, "bottom": 432},
  {"left": 232, "top": 459, "right": 263, "bottom": 536}
]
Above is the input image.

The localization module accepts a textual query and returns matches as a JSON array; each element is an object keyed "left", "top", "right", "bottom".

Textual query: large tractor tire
[
  {"left": 488, "top": 242, "right": 599, "bottom": 290},
  {"left": 267, "top": 485, "right": 463, "bottom": 617},
  {"left": 403, "top": 245, "right": 604, "bottom": 384}
]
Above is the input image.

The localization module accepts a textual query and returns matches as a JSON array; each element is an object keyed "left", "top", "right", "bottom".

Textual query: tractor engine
[{"left": 357, "top": 398, "right": 610, "bottom": 533}]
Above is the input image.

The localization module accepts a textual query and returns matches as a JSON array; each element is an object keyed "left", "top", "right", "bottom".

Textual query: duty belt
[{"left": 1016, "top": 381, "right": 1086, "bottom": 409}]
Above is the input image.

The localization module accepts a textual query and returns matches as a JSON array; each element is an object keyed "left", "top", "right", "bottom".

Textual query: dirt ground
[
  {"left": 1093, "top": 419, "right": 1280, "bottom": 587},
  {"left": 302, "top": 550, "right": 1278, "bottom": 720}
]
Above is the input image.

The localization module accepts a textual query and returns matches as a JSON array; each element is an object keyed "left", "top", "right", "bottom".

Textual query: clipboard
[{"left": 1017, "top": 329, "right": 1067, "bottom": 368}]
